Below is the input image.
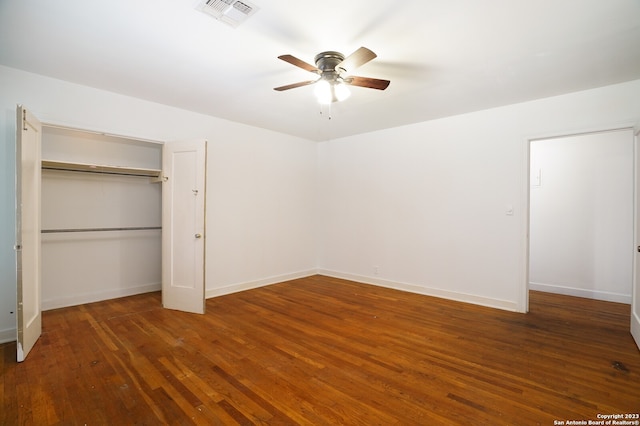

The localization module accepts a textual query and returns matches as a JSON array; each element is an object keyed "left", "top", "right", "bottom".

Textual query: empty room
[{"left": 1, "top": 0, "right": 640, "bottom": 424}]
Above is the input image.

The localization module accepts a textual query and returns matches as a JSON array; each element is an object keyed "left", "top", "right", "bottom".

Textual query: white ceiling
[{"left": 1, "top": 0, "right": 639, "bottom": 141}]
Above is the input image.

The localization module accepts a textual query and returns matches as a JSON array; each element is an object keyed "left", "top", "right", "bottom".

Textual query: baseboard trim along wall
[
  {"left": 20, "top": 273, "right": 626, "bottom": 344},
  {"left": 8, "top": 273, "right": 628, "bottom": 345},
  {"left": 318, "top": 269, "right": 519, "bottom": 312},
  {"left": 205, "top": 269, "right": 318, "bottom": 299},
  {"left": 631, "top": 310, "right": 640, "bottom": 349},
  {"left": 528, "top": 282, "right": 631, "bottom": 304},
  {"left": 42, "top": 282, "right": 162, "bottom": 311}
]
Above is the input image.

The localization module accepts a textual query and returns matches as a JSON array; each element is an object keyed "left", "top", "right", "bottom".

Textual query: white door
[
  {"left": 162, "top": 140, "right": 207, "bottom": 314},
  {"left": 632, "top": 128, "right": 640, "bottom": 351},
  {"left": 16, "top": 105, "right": 42, "bottom": 362}
]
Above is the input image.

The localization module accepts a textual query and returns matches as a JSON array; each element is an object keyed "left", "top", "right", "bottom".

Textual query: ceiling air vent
[{"left": 196, "top": 0, "right": 259, "bottom": 28}]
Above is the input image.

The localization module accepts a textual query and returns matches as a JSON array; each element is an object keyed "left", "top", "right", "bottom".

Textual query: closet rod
[
  {"left": 41, "top": 166, "right": 158, "bottom": 178},
  {"left": 42, "top": 226, "right": 162, "bottom": 234}
]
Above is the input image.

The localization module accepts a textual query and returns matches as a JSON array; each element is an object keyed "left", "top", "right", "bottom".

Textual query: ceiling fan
[{"left": 274, "top": 47, "right": 390, "bottom": 104}]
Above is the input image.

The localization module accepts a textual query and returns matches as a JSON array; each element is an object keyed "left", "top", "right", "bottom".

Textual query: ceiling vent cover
[{"left": 196, "top": 0, "right": 259, "bottom": 28}]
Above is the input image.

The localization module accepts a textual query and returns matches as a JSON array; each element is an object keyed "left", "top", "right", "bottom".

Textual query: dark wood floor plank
[{"left": 2, "top": 275, "right": 639, "bottom": 424}]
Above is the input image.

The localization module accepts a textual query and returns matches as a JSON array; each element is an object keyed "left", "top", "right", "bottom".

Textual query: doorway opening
[{"left": 528, "top": 128, "right": 634, "bottom": 306}]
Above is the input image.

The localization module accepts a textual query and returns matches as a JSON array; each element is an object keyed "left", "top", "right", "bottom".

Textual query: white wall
[
  {"left": 317, "top": 79, "right": 640, "bottom": 312},
  {"left": 0, "top": 65, "right": 318, "bottom": 342},
  {"left": 529, "top": 130, "right": 633, "bottom": 303},
  {"left": 1, "top": 65, "right": 640, "bottom": 343},
  {"left": 0, "top": 80, "right": 17, "bottom": 343}
]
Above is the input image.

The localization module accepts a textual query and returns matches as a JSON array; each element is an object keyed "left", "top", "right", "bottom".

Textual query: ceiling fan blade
[
  {"left": 277, "top": 55, "right": 320, "bottom": 73},
  {"left": 336, "top": 47, "right": 377, "bottom": 73},
  {"left": 344, "top": 76, "right": 390, "bottom": 90},
  {"left": 273, "top": 80, "right": 318, "bottom": 91}
]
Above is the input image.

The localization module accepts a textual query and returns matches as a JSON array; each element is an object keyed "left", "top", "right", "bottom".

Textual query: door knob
[{"left": 195, "top": 233, "right": 202, "bottom": 239}]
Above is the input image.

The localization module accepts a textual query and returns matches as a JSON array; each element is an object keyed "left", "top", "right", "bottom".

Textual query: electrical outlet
[{"left": 373, "top": 265, "right": 379, "bottom": 275}]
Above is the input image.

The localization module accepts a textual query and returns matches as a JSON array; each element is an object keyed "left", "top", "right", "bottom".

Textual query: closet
[
  {"left": 17, "top": 106, "right": 206, "bottom": 362},
  {"left": 40, "top": 126, "right": 163, "bottom": 310}
]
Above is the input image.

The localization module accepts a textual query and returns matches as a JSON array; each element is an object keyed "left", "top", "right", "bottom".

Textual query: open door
[
  {"left": 633, "top": 128, "right": 640, "bottom": 351},
  {"left": 16, "top": 105, "right": 42, "bottom": 362},
  {"left": 162, "top": 140, "right": 207, "bottom": 314}
]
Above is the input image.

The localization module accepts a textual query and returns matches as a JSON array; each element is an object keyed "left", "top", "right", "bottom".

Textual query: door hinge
[{"left": 22, "top": 109, "right": 27, "bottom": 131}]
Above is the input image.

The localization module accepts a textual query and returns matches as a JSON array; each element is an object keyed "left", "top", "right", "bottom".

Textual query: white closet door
[
  {"left": 633, "top": 128, "right": 640, "bottom": 351},
  {"left": 162, "top": 140, "right": 207, "bottom": 314},
  {"left": 16, "top": 106, "right": 42, "bottom": 362}
]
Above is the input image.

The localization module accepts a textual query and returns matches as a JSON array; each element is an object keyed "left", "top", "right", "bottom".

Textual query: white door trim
[{"left": 631, "top": 126, "right": 640, "bottom": 351}]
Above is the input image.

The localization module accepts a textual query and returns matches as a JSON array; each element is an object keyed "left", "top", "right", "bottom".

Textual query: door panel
[
  {"left": 162, "top": 140, "right": 207, "bottom": 314},
  {"left": 16, "top": 106, "right": 42, "bottom": 362},
  {"left": 632, "top": 128, "right": 640, "bottom": 351}
]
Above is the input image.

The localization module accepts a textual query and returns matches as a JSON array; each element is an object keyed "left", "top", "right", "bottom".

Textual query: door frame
[
  {"left": 523, "top": 125, "right": 636, "bottom": 315},
  {"left": 631, "top": 126, "right": 640, "bottom": 350}
]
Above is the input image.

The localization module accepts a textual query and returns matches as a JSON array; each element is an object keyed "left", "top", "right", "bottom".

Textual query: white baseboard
[
  {"left": 318, "top": 269, "right": 519, "bottom": 312},
  {"left": 631, "top": 310, "right": 640, "bottom": 351},
  {"left": 528, "top": 282, "right": 631, "bottom": 304},
  {"left": 3, "top": 270, "right": 529, "bottom": 344},
  {"left": 42, "top": 282, "right": 161, "bottom": 311},
  {"left": 0, "top": 328, "right": 15, "bottom": 344},
  {"left": 206, "top": 269, "right": 318, "bottom": 299}
]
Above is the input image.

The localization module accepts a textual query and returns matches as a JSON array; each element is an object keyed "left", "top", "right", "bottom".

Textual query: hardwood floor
[{"left": 2, "top": 275, "right": 639, "bottom": 425}]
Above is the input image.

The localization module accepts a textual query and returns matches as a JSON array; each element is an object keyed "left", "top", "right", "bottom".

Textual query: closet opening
[
  {"left": 16, "top": 106, "right": 207, "bottom": 361},
  {"left": 40, "top": 125, "right": 163, "bottom": 311}
]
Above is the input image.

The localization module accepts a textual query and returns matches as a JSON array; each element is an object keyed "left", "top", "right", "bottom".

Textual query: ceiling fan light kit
[
  {"left": 314, "top": 80, "right": 351, "bottom": 104},
  {"left": 274, "top": 47, "right": 390, "bottom": 104}
]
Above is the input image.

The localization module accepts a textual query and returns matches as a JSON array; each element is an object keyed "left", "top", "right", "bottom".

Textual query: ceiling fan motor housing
[{"left": 315, "top": 51, "right": 346, "bottom": 81}]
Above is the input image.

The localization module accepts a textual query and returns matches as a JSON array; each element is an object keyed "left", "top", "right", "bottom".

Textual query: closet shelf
[
  {"left": 42, "top": 226, "right": 162, "bottom": 234},
  {"left": 42, "top": 159, "right": 161, "bottom": 177}
]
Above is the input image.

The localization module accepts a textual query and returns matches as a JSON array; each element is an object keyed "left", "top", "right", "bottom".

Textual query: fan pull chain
[
  {"left": 319, "top": 103, "right": 332, "bottom": 120},
  {"left": 318, "top": 103, "right": 334, "bottom": 141}
]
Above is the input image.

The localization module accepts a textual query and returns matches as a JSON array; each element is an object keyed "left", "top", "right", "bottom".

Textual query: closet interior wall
[{"left": 41, "top": 126, "right": 163, "bottom": 310}]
